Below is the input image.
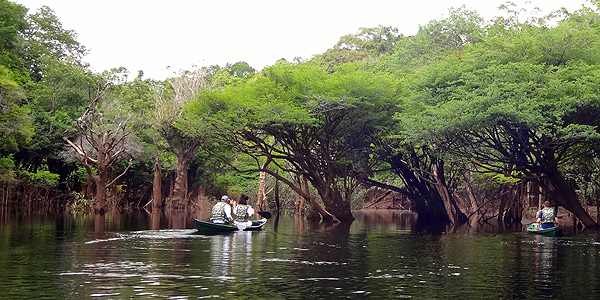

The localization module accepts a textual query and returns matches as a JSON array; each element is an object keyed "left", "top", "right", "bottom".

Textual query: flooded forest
[{"left": 2, "top": 1, "right": 600, "bottom": 230}]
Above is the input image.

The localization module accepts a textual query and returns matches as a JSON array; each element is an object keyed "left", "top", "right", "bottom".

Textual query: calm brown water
[{"left": 0, "top": 210, "right": 599, "bottom": 299}]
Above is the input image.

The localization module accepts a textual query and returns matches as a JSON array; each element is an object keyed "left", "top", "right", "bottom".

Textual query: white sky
[{"left": 14, "top": 0, "right": 591, "bottom": 80}]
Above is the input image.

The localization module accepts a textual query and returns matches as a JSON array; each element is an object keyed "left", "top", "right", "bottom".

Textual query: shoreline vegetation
[{"left": 2, "top": 1, "right": 600, "bottom": 229}]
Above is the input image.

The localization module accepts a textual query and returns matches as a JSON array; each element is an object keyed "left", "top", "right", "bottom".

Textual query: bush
[{"left": 18, "top": 168, "right": 60, "bottom": 186}]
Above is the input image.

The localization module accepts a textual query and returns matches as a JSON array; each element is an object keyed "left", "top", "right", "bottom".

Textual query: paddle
[{"left": 257, "top": 211, "right": 272, "bottom": 219}]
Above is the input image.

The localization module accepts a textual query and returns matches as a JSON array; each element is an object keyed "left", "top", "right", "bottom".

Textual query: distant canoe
[
  {"left": 527, "top": 223, "right": 562, "bottom": 237},
  {"left": 193, "top": 218, "right": 267, "bottom": 234}
]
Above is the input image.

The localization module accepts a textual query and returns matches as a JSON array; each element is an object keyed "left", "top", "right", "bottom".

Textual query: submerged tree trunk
[
  {"left": 504, "top": 184, "right": 521, "bottom": 223},
  {"left": 171, "top": 151, "right": 191, "bottom": 209},
  {"left": 152, "top": 156, "right": 162, "bottom": 211},
  {"left": 463, "top": 170, "right": 481, "bottom": 222},
  {"left": 293, "top": 174, "right": 306, "bottom": 214},
  {"left": 388, "top": 153, "right": 451, "bottom": 224},
  {"left": 543, "top": 166, "right": 598, "bottom": 229},
  {"left": 274, "top": 175, "right": 280, "bottom": 212},
  {"left": 94, "top": 171, "right": 107, "bottom": 214},
  {"left": 432, "top": 161, "right": 467, "bottom": 225},
  {"left": 256, "top": 170, "right": 268, "bottom": 211},
  {"left": 310, "top": 177, "right": 353, "bottom": 222}
]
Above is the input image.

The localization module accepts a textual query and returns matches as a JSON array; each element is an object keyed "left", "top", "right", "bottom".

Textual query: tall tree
[
  {"left": 155, "top": 67, "right": 208, "bottom": 209},
  {"left": 382, "top": 6, "right": 484, "bottom": 74},
  {"left": 0, "top": 1, "right": 33, "bottom": 180},
  {"left": 21, "top": 5, "right": 87, "bottom": 82},
  {"left": 399, "top": 6, "right": 600, "bottom": 227},
  {"left": 192, "top": 62, "right": 399, "bottom": 222},
  {"left": 313, "top": 25, "right": 402, "bottom": 68},
  {"left": 63, "top": 70, "right": 136, "bottom": 213}
]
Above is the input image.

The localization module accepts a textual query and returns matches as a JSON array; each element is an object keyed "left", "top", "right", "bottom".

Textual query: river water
[{"left": 0, "top": 209, "right": 599, "bottom": 299}]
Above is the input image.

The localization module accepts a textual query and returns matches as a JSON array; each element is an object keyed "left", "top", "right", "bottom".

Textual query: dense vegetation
[{"left": 2, "top": 1, "right": 600, "bottom": 227}]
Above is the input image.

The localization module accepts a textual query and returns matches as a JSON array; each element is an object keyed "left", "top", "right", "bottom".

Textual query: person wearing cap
[{"left": 210, "top": 195, "right": 233, "bottom": 224}]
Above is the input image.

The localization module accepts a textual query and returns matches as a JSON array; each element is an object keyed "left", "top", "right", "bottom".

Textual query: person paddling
[
  {"left": 210, "top": 195, "right": 233, "bottom": 224},
  {"left": 536, "top": 201, "right": 559, "bottom": 229}
]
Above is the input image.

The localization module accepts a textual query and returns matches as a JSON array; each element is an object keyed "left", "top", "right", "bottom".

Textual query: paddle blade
[
  {"left": 257, "top": 211, "right": 272, "bottom": 219},
  {"left": 235, "top": 222, "right": 247, "bottom": 230}
]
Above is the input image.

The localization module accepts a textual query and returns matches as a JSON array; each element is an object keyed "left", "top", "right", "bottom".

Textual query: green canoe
[
  {"left": 527, "top": 223, "right": 562, "bottom": 237},
  {"left": 193, "top": 218, "right": 267, "bottom": 234}
]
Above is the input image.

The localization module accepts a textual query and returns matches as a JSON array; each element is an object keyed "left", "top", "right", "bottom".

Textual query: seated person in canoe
[
  {"left": 210, "top": 195, "right": 233, "bottom": 224},
  {"left": 234, "top": 194, "right": 256, "bottom": 228},
  {"left": 536, "top": 201, "right": 559, "bottom": 229}
]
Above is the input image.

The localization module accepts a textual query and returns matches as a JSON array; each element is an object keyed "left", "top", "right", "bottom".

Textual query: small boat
[
  {"left": 193, "top": 218, "right": 267, "bottom": 234},
  {"left": 527, "top": 223, "right": 562, "bottom": 237}
]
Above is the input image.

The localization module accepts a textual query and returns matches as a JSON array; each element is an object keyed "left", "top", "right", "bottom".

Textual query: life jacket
[
  {"left": 210, "top": 202, "right": 228, "bottom": 222},
  {"left": 540, "top": 207, "right": 555, "bottom": 224},
  {"left": 235, "top": 204, "right": 250, "bottom": 222}
]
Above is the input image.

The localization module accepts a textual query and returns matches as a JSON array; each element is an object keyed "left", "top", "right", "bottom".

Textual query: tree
[
  {"left": 0, "top": 0, "right": 28, "bottom": 72},
  {"left": 400, "top": 6, "right": 600, "bottom": 227},
  {"left": 63, "top": 71, "right": 136, "bottom": 213},
  {"left": 313, "top": 25, "right": 402, "bottom": 68},
  {"left": 0, "top": 1, "right": 32, "bottom": 180},
  {"left": 192, "top": 62, "right": 400, "bottom": 222},
  {"left": 381, "top": 6, "right": 484, "bottom": 74},
  {"left": 21, "top": 5, "right": 87, "bottom": 82},
  {"left": 8, "top": 3, "right": 91, "bottom": 187},
  {"left": 155, "top": 67, "right": 209, "bottom": 209}
]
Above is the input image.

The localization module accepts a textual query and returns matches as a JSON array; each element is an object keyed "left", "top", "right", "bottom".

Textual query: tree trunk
[
  {"left": 94, "top": 172, "right": 107, "bottom": 214},
  {"left": 168, "top": 173, "right": 174, "bottom": 208},
  {"left": 387, "top": 153, "right": 451, "bottom": 224},
  {"left": 304, "top": 176, "right": 320, "bottom": 221},
  {"left": 314, "top": 183, "right": 353, "bottom": 222},
  {"left": 274, "top": 175, "right": 280, "bottom": 212},
  {"left": 543, "top": 166, "right": 598, "bottom": 229},
  {"left": 497, "top": 184, "right": 508, "bottom": 223},
  {"left": 152, "top": 156, "right": 162, "bottom": 211},
  {"left": 432, "top": 162, "right": 467, "bottom": 225},
  {"left": 463, "top": 170, "right": 480, "bottom": 221},
  {"left": 504, "top": 184, "right": 521, "bottom": 223},
  {"left": 171, "top": 151, "right": 190, "bottom": 209},
  {"left": 293, "top": 174, "right": 305, "bottom": 214},
  {"left": 596, "top": 198, "right": 600, "bottom": 224},
  {"left": 256, "top": 171, "right": 267, "bottom": 211}
]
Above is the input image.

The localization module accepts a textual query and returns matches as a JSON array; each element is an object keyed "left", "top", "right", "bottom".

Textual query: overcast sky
[{"left": 15, "top": 0, "right": 591, "bottom": 80}]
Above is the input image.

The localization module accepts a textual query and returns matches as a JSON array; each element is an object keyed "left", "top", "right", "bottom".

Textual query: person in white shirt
[
  {"left": 233, "top": 194, "right": 255, "bottom": 228},
  {"left": 210, "top": 195, "right": 233, "bottom": 224}
]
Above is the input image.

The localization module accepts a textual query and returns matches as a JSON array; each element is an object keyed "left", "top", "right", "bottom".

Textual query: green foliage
[
  {"left": 22, "top": 6, "right": 88, "bottom": 81},
  {"left": 381, "top": 6, "right": 484, "bottom": 74},
  {"left": 313, "top": 25, "right": 402, "bottom": 67},
  {"left": 68, "top": 191, "right": 93, "bottom": 213},
  {"left": 68, "top": 166, "right": 92, "bottom": 184},
  {"left": 18, "top": 168, "right": 59, "bottom": 186},
  {"left": 0, "top": 65, "right": 33, "bottom": 154},
  {"left": 396, "top": 4, "right": 600, "bottom": 188},
  {"left": 0, "top": 154, "right": 15, "bottom": 181},
  {"left": 0, "top": 0, "right": 27, "bottom": 72}
]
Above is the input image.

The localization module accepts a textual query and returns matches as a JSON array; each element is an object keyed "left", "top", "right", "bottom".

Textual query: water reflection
[
  {"left": 210, "top": 234, "right": 233, "bottom": 278},
  {"left": 1, "top": 210, "right": 600, "bottom": 299},
  {"left": 150, "top": 209, "right": 161, "bottom": 230},
  {"left": 94, "top": 213, "right": 105, "bottom": 235},
  {"left": 533, "top": 235, "right": 559, "bottom": 298}
]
